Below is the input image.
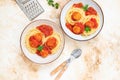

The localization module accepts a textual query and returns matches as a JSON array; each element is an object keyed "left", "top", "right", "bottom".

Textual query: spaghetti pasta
[
  {"left": 24, "top": 25, "right": 61, "bottom": 58},
  {"left": 65, "top": 2, "right": 100, "bottom": 36}
]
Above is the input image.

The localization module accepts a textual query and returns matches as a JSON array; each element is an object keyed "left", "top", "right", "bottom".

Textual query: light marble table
[{"left": 0, "top": 0, "right": 120, "bottom": 80}]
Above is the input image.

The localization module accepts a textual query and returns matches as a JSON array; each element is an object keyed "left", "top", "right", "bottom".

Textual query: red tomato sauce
[{"left": 37, "top": 24, "right": 53, "bottom": 37}]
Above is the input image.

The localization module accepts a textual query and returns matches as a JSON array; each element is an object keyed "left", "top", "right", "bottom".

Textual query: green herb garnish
[
  {"left": 47, "top": 0, "right": 59, "bottom": 9},
  {"left": 48, "top": 0, "right": 54, "bottom": 5},
  {"left": 85, "top": 26, "right": 91, "bottom": 32},
  {"left": 54, "top": 3, "right": 59, "bottom": 9},
  {"left": 82, "top": 4, "right": 89, "bottom": 11},
  {"left": 37, "top": 46, "right": 44, "bottom": 51},
  {"left": 52, "top": 4, "right": 54, "bottom": 7}
]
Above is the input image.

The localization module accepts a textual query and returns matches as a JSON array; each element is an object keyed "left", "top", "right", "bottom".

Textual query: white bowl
[
  {"left": 60, "top": 0, "right": 104, "bottom": 41},
  {"left": 20, "top": 19, "right": 65, "bottom": 64}
]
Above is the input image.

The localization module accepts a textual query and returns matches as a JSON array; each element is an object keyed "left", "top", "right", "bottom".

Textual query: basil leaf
[
  {"left": 85, "top": 26, "right": 91, "bottom": 32},
  {"left": 83, "top": 4, "right": 89, "bottom": 11},
  {"left": 47, "top": 0, "right": 53, "bottom": 2},
  {"left": 37, "top": 46, "right": 44, "bottom": 51},
  {"left": 52, "top": 4, "right": 54, "bottom": 7},
  {"left": 47, "top": 0, "right": 59, "bottom": 9},
  {"left": 54, "top": 3, "right": 59, "bottom": 9},
  {"left": 48, "top": 1, "right": 54, "bottom": 5}
]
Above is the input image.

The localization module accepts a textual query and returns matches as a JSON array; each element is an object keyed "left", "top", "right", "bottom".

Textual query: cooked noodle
[
  {"left": 25, "top": 28, "right": 61, "bottom": 54},
  {"left": 65, "top": 5, "right": 100, "bottom": 36}
]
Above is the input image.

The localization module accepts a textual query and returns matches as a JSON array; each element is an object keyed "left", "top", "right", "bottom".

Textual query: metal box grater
[{"left": 16, "top": 0, "right": 44, "bottom": 20}]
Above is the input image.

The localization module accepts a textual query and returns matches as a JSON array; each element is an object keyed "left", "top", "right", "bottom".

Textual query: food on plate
[
  {"left": 37, "top": 24, "right": 53, "bottom": 37},
  {"left": 65, "top": 2, "right": 100, "bottom": 36},
  {"left": 72, "top": 22, "right": 84, "bottom": 34},
  {"left": 71, "top": 12, "right": 81, "bottom": 21},
  {"left": 45, "top": 37, "right": 57, "bottom": 50},
  {"left": 29, "top": 33, "right": 42, "bottom": 48},
  {"left": 25, "top": 24, "right": 61, "bottom": 58}
]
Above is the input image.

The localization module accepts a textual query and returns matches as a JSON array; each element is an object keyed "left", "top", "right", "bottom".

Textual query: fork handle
[
  {"left": 50, "top": 61, "right": 67, "bottom": 76},
  {"left": 55, "top": 65, "right": 68, "bottom": 80}
]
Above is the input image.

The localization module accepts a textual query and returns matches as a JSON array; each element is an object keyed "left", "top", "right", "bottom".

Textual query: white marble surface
[{"left": 0, "top": 0, "right": 120, "bottom": 80}]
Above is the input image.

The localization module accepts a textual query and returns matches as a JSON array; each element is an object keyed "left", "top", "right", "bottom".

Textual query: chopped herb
[
  {"left": 37, "top": 46, "right": 44, "bottom": 51},
  {"left": 47, "top": 0, "right": 54, "bottom": 5},
  {"left": 52, "top": 4, "right": 54, "bottom": 7},
  {"left": 85, "top": 26, "right": 91, "bottom": 32},
  {"left": 47, "top": 0, "right": 59, "bottom": 9},
  {"left": 47, "top": 0, "right": 53, "bottom": 2},
  {"left": 54, "top": 3, "right": 59, "bottom": 9},
  {"left": 83, "top": 4, "right": 89, "bottom": 11},
  {"left": 48, "top": 1, "right": 54, "bottom": 5}
]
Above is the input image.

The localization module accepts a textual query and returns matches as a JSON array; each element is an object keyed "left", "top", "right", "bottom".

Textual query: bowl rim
[
  {"left": 60, "top": 0, "right": 104, "bottom": 41},
  {"left": 20, "top": 19, "right": 65, "bottom": 64}
]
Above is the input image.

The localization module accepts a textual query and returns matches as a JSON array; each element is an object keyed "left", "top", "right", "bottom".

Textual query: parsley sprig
[
  {"left": 85, "top": 26, "right": 91, "bottom": 32},
  {"left": 47, "top": 0, "right": 59, "bottom": 9},
  {"left": 82, "top": 4, "right": 89, "bottom": 11},
  {"left": 37, "top": 46, "right": 44, "bottom": 51}
]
